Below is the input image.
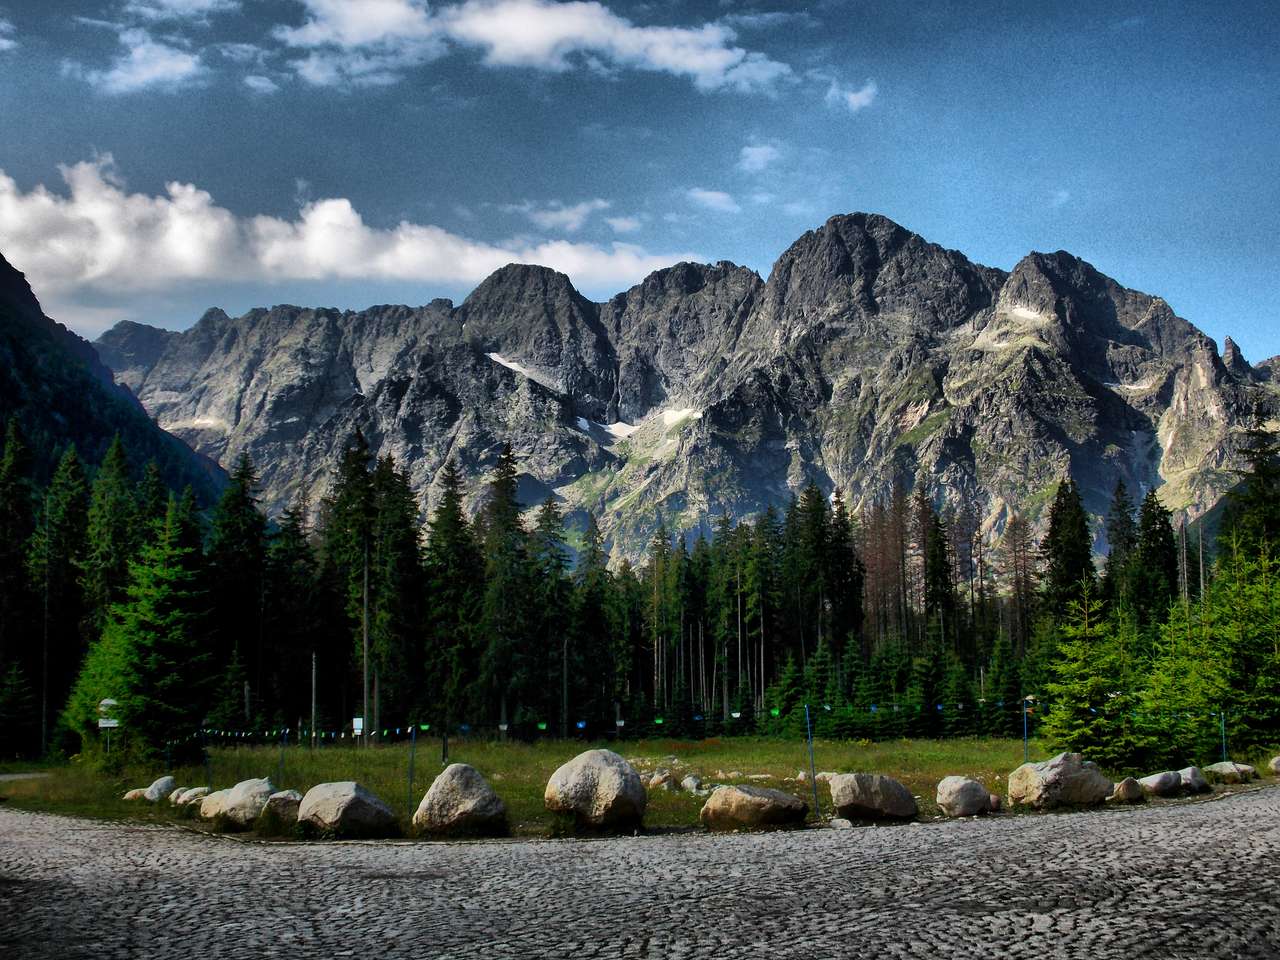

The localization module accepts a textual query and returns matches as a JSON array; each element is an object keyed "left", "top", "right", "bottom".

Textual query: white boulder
[
  {"left": 1177, "top": 766, "right": 1210, "bottom": 794},
  {"left": 199, "top": 789, "right": 231, "bottom": 819},
  {"left": 177, "top": 786, "right": 210, "bottom": 805},
  {"left": 298, "top": 781, "right": 397, "bottom": 838},
  {"left": 828, "top": 773, "right": 917, "bottom": 821},
  {"left": 221, "top": 778, "right": 277, "bottom": 828},
  {"left": 121, "top": 788, "right": 147, "bottom": 801},
  {"left": 260, "top": 789, "right": 303, "bottom": 826},
  {"left": 699, "top": 785, "right": 807, "bottom": 831},
  {"left": 1008, "top": 753, "right": 1112, "bottom": 809},
  {"left": 1109, "top": 777, "right": 1144, "bottom": 803},
  {"left": 143, "top": 776, "right": 176, "bottom": 803},
  {"left": 413, "top": 764, "right": 507, "bottom": 835},
  {"left": 544, "top": 749, "right": 646, "bottom": 829},
  {"left": 935, "top": 776, "right": 990, "bottom": 817},
  {"left": 1204, "top": 761, "right": 1256, "bottom": 784},
  {"left": 1138, "top": 771, "right": 1182, "bottom": 798}
]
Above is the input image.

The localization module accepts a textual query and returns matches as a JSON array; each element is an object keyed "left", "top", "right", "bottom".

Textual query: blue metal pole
[
  {"left": 408, "top": 724, "right": 418, "bottom": 814},
  {"left": 804, "top": 704, "right": 820, "bottom": 820},
  {"left": 1022, "top": 699, "right": 1029, "bottom": 764},
  {"left": 1220, "top": 708, "right": 1227, "bottom": 762}
]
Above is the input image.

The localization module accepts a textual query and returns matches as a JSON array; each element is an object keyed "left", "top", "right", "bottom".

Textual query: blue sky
[{"left": 0, "top": 0, "right": 1277, "bottom": 361}]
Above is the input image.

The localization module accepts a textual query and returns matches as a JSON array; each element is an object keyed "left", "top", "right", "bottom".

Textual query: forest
[{"left": 0, "top": 419, "right": 1276, "bottom": 771}]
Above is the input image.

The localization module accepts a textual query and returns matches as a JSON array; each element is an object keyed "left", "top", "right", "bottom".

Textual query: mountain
[
  {"left": 0, "top": 253, "right": 224, "bottom": 499},
  {"left": 94, "top": 213, "right": 1278, "bottom": 557}
]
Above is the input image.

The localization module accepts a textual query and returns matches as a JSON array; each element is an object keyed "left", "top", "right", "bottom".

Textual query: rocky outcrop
[
  {"left": 413, "top": 764, "right": 507, "bottom": 836},
  {"left": 1008, "top": 753, "right": 1112, "bottom": 809},
  {"left": 935, "top": 776, "right": 990, "bottom": 817},
  {"left": 827, "top": 773, "right": 917, "bottom": 821},
  {"left": 1139, "top": 771, "right": 1183, "bottom": 798},
  {"left": 91, "top": 214, "right": 1279, "bottom": 561},
  {"left": 544, "top": 749, "right": 646, "bottom": 829},
  {"left": 297, "top": 782, "right": 397, "bottom": 838},
  {"left": 699, "top": 785, "right": 807, "bottom": 831}
]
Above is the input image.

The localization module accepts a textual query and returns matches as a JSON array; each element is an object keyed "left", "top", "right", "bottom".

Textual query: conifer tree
[
  {"left": 1221, "top": 426, "right": 1280, "bottom": 554},
  {"left": 135, "top": 461, "right": 169, "bottom": 542},
  {"left": 82, "top": 436, "right": 138, "bottom": 635},
  {"left": 1042, "top": 479, "right": 1094, "bottom": 618},
  {"left": 207, "top": 454, "right": 268, "bottom": 701},
  {"left": 1102, "top": 478, "right": 1137, "bottom": 607},
  {"left": 1131, "top": 490, "right": 1177, "bottom": 627},
  {"left": 571, "top": 511, "right": 612, "bottom": 731},
  {"left": 0, "top": 419, "right": 35, "bottom": 665},
  {"left": 262, "top": 496, "right": 321, "bottom": 722}
]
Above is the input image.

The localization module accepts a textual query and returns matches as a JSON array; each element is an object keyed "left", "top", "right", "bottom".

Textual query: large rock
[
  {"left": 257, "top": 789, "right": 303, "bottom": 831},
  {"left": 1008, "top": 753, "right": 1112, "bottom": 809},
  {"left": 828, "top": 773, "right": 917, "bottom": 821},
  {"left": 1138, "top": 771, "right": 1183, "bottom": 798},
  {"left": 166, "top": 786, "right": 188, "bottom": 804},
  {"left": 298, "top": 782, "right": 397, "bottom": 838},
  {"left": 1109, "top": 777, "right": 1144, "bottom": 803},
  {"left": 121, "top": 788, "right": 147, "bottom": 801},
  {"left": 199, "top": 789, "right": 231, "bottom": 819},
  {"left": 413, "top": 764, "right": 507, "bottom": 836},
  {"left": 935, "top": 776, "right": 990, "bottom": 817},
  {"left": 544, "top": 749, "right": 646, "bottom": 829},
  {"left": 1177, "top": 766, "right": 1210, "bottom": 794},
  {"left": 143, "top": 776, "right": 176, "bottom": 803},
  {"left": 1204, "top": 761, "right": 1256, "bottom": 784},
  {"left": 221, "top": 777, "right": 277, "bottom": 828},
  {"left": 177, "top": 786, "right": 210, "bottom": 805},
  {"left": 1270, "top": 757, "right": 1280, "bottom": 776},
  {"left": 699, "top": 785, "right": 807, "bottom": 831}
]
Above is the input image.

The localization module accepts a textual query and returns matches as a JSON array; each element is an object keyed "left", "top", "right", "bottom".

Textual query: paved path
[{"left": 2, "top": 787, "right": 1279, "bottom": 959}]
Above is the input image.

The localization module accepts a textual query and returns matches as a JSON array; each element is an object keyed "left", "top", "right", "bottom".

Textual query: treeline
[{"left": 0, "top": 419, "right": 1277, "bottom": 769}]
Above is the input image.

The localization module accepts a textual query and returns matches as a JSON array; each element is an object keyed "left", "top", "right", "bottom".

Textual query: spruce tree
[
  {"left": 1221, "top": 426, "right": 1280, "bottom": 554},
  {"left": 0, "top": 419, "right": 35, "bottom": 665},
  {"left": 82, "top": 436, "right": 139, "bottom": 635},
  {"left": 1131, "top": 490, "right": 1178, "bottom": 627},
  {"left": 571, "top": 510, "right": 611, "bottom": 732},
  {"left": 207, "top": 454, "right": 268, "bottom": 695},
  {"left": 1102, "top": 478, "right": 1137, "bottom": 608},
  {"left": 135, "top": 461, "right": 169, "bottom": 542},
  {"left": 262, "top": 496, "right": 321, "bottom": 723},
  {"left": 1042, "top": 479, "right": 1094, "bottom": 618}
]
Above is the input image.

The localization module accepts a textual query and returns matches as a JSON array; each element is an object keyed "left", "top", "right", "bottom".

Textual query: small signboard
[
  {"left": 352, "top": 717, "right": 364, "bottom": 734},
  {"left": 98, "top": 718, "right": 120, "bottom": 729}
]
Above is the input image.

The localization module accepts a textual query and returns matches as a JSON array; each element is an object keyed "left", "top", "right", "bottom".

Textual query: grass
[{"left": 4, "top": 737, "right": 1275, "bottom": 838}]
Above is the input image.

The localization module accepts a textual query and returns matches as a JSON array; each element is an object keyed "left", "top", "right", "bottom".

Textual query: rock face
[
  {"left": 1178, "top": 767, "right": 1211, "bottom": 794},
  {"left": 1008, "top": 753, "right": 1112, "bottom": 809},
  {"left": 413, "top": 763, "right": 507, "bottom": 835},
  {"left": 828, "top": 773, "right": 917, "bottom": 821},
  {"left": 1204, "top": 761, "right": 1256, "bottom": 784},
  {"left": 221, "top": 778, "right": 277, "bottom": 828},
  {"left": 935, "top": 776, "right": 990, "bottom": 817},
  {"left": 699, "top": 785, "right": 807, "bottom": 831},
  {"left": 297, "top": 782, "right": 397, "bottom": 838},
  {"left": 544, "top": 749, "right": 646, "bottom": 828},
  {"left": 1139, "top": 771, "right": 1183, "bottom": 798},
  {"left": 92, "top": 213, "right": 1280, "bottom": 561},
  {"left": 144, "top": 776, "right": 176, "bottom": 803},
  {"left": 1109, "top": 778, "right": 1144, "bottom": 803}
]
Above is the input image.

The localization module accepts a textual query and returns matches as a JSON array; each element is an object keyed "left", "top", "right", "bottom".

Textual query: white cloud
[
  {"left": 124, "top": 0, "right": 239, "bottom": 21},
  {"left": 687, "top": 187, "right": 740, "bottom": 214},
  {"left": 825, "top": 78, "right": 876, "bottom": 113},
  {"left": 737, "top": 142, "right": 780, "bottom": 173},
  {"left": 0, "top": 157, "right": 699, "bottom": 329},
  {"left": 0, "top": 18, "right": 16, "bottom": 52},
  {"left": 605, "top": 215, "right": 641, "bottom": 233},
  {"left": 503, "top": 198, "right": 611, "bottom": 232},
  {"left": 243, "top": 74, "right": 279, "bottom": 94},
  {"left": 73, "top": 27, "right": 204, "bottom": 94},
  {"left": 277, "top": 0, "right": 790, "bottom": 92}
]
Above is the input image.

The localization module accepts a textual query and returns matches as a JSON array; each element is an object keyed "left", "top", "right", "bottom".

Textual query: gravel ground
[{"left": 2, "top": 786, "right": 1278, "bottom": 959}]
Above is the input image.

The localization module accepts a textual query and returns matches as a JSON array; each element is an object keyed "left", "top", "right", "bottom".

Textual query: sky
[{"left": 0, "top": 0, "right": 1277, "bottom": 360}]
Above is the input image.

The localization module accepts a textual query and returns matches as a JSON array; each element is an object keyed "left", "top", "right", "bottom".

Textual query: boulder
[
  {"left": 259, "top": 789, "right": 303, "bottom": 828},
  {"left": 1008, "top": 753, "right": 1112, "bottom": 809},
  {"left": 935, "top": 776, "right": 990, "bottom": 817},
  {"left": 1270, "top": 757, "right": 1280, "bottom": 776},
  {"left": 1138, "top": 771, "right": 1183, "bottom": 798},
  {"left": 1204, "top": 761, "right": 1257, "bottom": 784},
  {"left": 178, "top": 786, "right": 210, "bottom": 805},
  {"left": 829, "top": 818, "right": 854, "bottom": 830},
  {"left": 121, "top": 788, "right": 147, "bottom": 801},
  {"left": 199, "top": 789, "right": 231, "bottom": 819},
  {"left": 828, "top": 773, "right": 917, "bottom": 821},
  {"left": 298, "top": 781, "right": 397, "bottom": 838},
  {"left": 221, "top": 777, "right": 277, "bottom": 828},
  {"left": 143, "top": 776, "right": 176, "bottom": 803},
  {"left": 544, "top": 749, "right": 646, "bottom": 829},
  {"left": 988, "top": 793, "right": 1003, "bottom": 813},
  {"left": 413, "top": 764, "right": 507, "bottom": 836},
  {"left": 648, "top": 770, "right": 674, "bottom": 791},
  {"left": 680, "top": 775, "right": 703, "bottom": 793},
  {"left": 1178, "top": 766, "right": 1210, "bottom": 794},
  {"left": 699, "top": 785, "right": 807, "bottom": 831},
  {"left": 167, "top": 786, "right": 188, "bottom": 804},
  {"left": 1109, "top": 777, "right": 1144, "bottom": 803}
]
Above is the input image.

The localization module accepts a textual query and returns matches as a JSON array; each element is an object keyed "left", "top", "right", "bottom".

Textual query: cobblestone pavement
[{"left": 2, "top": 787, "right": 1279, "bottom": 959}]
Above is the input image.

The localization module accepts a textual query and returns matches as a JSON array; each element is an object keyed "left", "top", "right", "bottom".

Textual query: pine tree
[{"left": 82, "top": 436, "right": 139, "bottom": 635}]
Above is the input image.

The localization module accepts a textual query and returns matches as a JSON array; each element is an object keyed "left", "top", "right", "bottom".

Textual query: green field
[{"left": 2, "top": 737, "right": 1274, "bottom": 837}]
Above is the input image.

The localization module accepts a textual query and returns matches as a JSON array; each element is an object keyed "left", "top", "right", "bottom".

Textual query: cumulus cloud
[
  {"left": 687, "top": 187, "right": 740, "bottom": 214},
  {"left": 502, "top": 198, "right": 611, "bottom": 233},
  {"left": 69, "top": 27, "right": 205, "bottom": 93},
  {"left": 0, "top": 18, "right": 16, "bottom": 52},
  {"left": 277, "top": 0, "right": 790, "bottom": 92},
  {"left": 605, "top": 215, "right": 641, "bottom": 233},
  {"left": 737, "top": 142, "right": 780, "bottom": 172},
  {"left": 825, "top": 78, "right": 876, "bottom": 113},
  {"left": 0, "top": 157, "right": 699, "bottom": 328},
  {"left": 124, "top": 0, "right": 240, "bottom": 21}
]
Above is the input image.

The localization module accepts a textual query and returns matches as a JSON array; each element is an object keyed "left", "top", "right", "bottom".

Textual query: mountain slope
[
  {"left": 0, "top": 253, "right": 224, "bottom": 498},
  {"left": 94, "top": 214, "right": 1278, "bottom": 556}
]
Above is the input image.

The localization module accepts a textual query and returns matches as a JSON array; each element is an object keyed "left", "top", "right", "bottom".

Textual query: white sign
[
  {"left": 352, "top": 717, "right": 364, "bottom": 734},
  {"left": 98, "top": 718, "right": 120, "bottom": 729}
]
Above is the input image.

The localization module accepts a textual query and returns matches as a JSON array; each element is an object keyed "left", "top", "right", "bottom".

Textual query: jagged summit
[{"left": 91, "top": 214, "right": 1279, "bottom": 558}]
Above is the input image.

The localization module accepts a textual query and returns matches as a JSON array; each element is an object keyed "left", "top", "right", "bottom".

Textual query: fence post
[
  {"left": 804, "top": 704, "right": 820, "bottom": 820},
  {"left": 1219, "top": 707, "right": 1227, "bottom": 762},
  {"left": 407, "top": 724, "right": 418, "bottom": 816}
]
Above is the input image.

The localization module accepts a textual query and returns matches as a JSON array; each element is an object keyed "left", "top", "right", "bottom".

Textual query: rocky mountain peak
[
  {"left": 1222, "top": 336, "right": 1253, "bottom": 379},
  {"left": 0, "top": 251, "right": 49, "bottom": 328}
]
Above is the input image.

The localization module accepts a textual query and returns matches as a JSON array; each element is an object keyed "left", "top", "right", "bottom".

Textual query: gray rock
[
  {"left": 1139, "top": 771, "right": 1183, "bottom": 798},
  {"left": 680, "top": 775, "right": 703, "bottom": 793},
  {"left": 1178, "top": 766, "right": 1211, "bottom": 794},
  {"left": 699, "top": 786, "right": 807, "bottom": 832},
  {"left": 1008, "top": 753, "right": 1112, "bottom": 809},
  {"left": 828, "top": 773, "right": 917, "bottom": 821},
  {"left": 166, "top": 786, "right": 188, "bottom": 804},
  {"left": 413, "top": 764, "right": 506, "bottom": 835},
  {"left": 935, "top": 776, "right": 989, "bottom": 817},
  {"left": 545, "top": 749, "right": 646, "bottom": 829},
  {"left": 1270, "top": 756, "right": 1280, "bottom": 776},
  {"left": 262, "top": 789, "right": 302, "bottom": 824},
  {"left": 988, "top": 793, "right": 1003, "bottom": 813},
  {"left": 1109, "top": 777, "right": 1144, "bottom": 803},
  {"left": 199, "top": 789, "right": 231, "bottom": 820},
  {"left": 829, "top": 817, "right": 854, "bottom": 830},
  {"left": 177, "top": 786, "right": 210, "bottom": 805},
  {"left": 1204, "top": 761, "right": 1256, "bottom": 784},
  {"left": 143, "top": 776, "right": 175, "bottom": 803},
  {"left": 298, "top": 782, "right": 397, "bottom": 838},
  {"left": 221, "top": 778, "right": 277, "bottom": 828}
]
